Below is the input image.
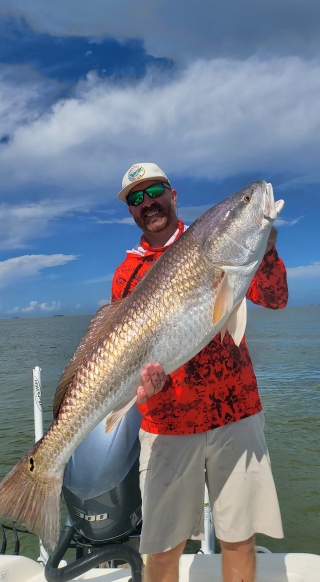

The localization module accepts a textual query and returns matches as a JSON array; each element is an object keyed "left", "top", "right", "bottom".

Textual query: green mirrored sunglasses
[{"left": 126, "top": 182, "right": 171, "bottom": 207}]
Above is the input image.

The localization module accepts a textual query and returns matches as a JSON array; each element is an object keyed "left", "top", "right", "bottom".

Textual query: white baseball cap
[{"left": 118, "top": 163, "right": 170, "bottom": 202}]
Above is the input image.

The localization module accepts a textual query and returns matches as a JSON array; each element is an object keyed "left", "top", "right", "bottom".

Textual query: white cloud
[
  {"left": 40, "top": 300, "right": 61, "bottom": 311},
  {"left": 0, "top": 254, "right": 77, "bottom": 286},
  {"left": 0, "top": 64, "right": 53, "bottom": 137},
  {"left": 287, "top": 262, "right": 320, "bottom": 279},
  {"left": 99, "top": 299, "right": 109, "bottom": 307},
  {"left": 2, "top": 0, "right": 320, "bottom": 61},
  {"left": 275, "top": 217, "right": 303, "bottom": 227},
  {"left": 85, "top": 274, "right": 113, "bottom": 284},
  {"left": 22, "top": 300, "right": 38, "bottom": 312},
  {"left": 8, "top": 299, "right": 62, "bottom": 313},
  {"left": 95, "top": 217, "right": 135, "bottom": 225},
  {"left": 276, "top": 174, "right": 320, "bottom": 192},
  {"left": 0, "top": 200, "right": 90, "bottom": 250},
  {"left": 1, "top": 57, "right": 320, "bottom": 200}
]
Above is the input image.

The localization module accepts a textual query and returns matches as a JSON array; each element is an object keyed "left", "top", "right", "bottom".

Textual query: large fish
[{"left": 0, "top": 181, "right": 284, "bottom": 552}]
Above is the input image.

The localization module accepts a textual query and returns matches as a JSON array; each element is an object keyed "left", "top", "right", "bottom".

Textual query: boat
[
  {"left": 1, "top": 551, "right": 320, "bottom": 582},
  {"left": 0, "top": 368, "right": 319, "bottom": 581}
]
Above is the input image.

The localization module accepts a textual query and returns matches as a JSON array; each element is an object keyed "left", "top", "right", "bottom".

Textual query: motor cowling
[{"left": 62, "top": 405, "right": 142, "bottom": 543}]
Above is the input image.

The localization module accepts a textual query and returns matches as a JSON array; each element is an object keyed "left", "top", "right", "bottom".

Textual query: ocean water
[{"left": 0, "top": 307, "right": 319, "bottom": 559}]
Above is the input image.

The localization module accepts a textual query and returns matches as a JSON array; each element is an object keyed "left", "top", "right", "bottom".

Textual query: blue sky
[{"left": 0, "top": 1, "right": 319, "bottom": 317}]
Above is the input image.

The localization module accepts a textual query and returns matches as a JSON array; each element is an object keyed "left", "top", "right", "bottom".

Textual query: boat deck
[{"left": 1, "top": 552, "right": 320, "bottom": 581}]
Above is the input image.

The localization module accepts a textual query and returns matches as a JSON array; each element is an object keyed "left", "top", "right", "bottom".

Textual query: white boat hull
[{"left": 1, "top": 553, "right": 320, "bottom": 582}]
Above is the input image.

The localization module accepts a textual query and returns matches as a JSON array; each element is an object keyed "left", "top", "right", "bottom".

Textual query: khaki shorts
[{"left": 139, "top": 412, "right": 283, "bottom": 554}]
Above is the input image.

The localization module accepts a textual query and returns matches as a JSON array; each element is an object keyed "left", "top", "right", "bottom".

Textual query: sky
[{"left": 0, "top": 0, "right": 319, "bottom": 317}]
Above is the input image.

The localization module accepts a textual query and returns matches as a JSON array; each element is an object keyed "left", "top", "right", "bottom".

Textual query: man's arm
[{"left": 247, "top": 227, "right": 288, "bottom": 309}]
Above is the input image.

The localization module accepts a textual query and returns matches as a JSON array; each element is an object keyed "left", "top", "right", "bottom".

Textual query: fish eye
[{"left": 243, "top": 195, "right": 251, "bottom": 203}]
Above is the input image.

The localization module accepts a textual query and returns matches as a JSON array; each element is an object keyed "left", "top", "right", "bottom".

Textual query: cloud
[
  {"left": 21, "top": 300, "right": 38, "bottom": 312},
  {"left": 1, "top": 56, "right": 320, "bottom": 203},
  {"left": 276, "top": 174, "right": 320, "bottom": 192},
  {"left": 0, "top": 63, "right": 58, "bottom": 139},
  {"left": 0, "top": 254, "right": 77, "bottom": 286},
  {"left": 8, "top": 299, "right": 62, "bottom": 313},
  {"left": 0, "top": 200, "right": 90, "bottom": 250},
  {"left": 85, "top": 274, "right": 113, "bottom": 284},
  {"left": 94, "top": 217, "right": 135, "bottom": 225},
  {"left": 287, "top": 262, "right": 320, "bottom": 279},
  {"left": 275, "top": 216, "right": 303, "bottom": 227},
  {"left": 2, "top": 1, "right": 320, "bottom": 61},
  {"left": 99, "top": 299, "right": 109, "bottom": 307},
  {"left": 40, "top": 300, "right": 61, "bottom": 311}
]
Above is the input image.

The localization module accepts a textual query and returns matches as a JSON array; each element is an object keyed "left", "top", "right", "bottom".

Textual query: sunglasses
[{"left": 126, "top": 182, "right": 171, "bottom": 207}]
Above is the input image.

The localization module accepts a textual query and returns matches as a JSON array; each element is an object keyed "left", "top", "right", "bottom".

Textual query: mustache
[{"left": 142, "top": 203, "right": 163, "bottom": 218}]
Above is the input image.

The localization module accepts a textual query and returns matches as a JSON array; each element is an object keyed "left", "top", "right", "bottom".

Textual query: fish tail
[{"left": 0, "top": 441, "right": 63, "bottom": 553}]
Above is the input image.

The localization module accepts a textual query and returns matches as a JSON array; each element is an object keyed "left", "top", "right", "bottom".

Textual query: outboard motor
[
  {"left": 45, "top": 405, "right": 143, "bottom": 582},
  {"left": 63, "top": 405, "right": 142, "bottom": 542}
]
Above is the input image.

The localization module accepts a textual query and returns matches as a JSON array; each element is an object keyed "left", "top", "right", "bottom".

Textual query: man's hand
[
  {"left": 136, "top": 363, "right": 167, "bottom": 404},
  {"left": 265, "top": 226, "right": 278, "bottom": 254}
]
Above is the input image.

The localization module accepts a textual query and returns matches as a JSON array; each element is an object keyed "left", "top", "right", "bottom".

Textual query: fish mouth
[{"left": 264, "top": 182, "right": 285, "bottom": 220}]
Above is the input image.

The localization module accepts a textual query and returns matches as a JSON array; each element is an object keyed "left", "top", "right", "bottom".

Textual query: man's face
[{"left": 128, "top": 179, "right": 177, "bottom": 234}]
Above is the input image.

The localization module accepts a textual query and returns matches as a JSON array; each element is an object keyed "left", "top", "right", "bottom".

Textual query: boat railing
[{"left": 32, "top": 367, "right": 50, "bottom": 566}]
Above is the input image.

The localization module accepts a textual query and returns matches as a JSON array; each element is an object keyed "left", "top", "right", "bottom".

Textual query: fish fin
[
  {"left": 220, "top": 322, "right": 227, "bottom": 343},
  {"left": 105, "top": 396, "right": 137, "bottom": 433},
  {"left": 53, "top": 300, "right": 126, "bottom": 418},
  {"left": 213, "top": 273, "right": 234, "bottom": 325},
  {"left": 221, "top": 298, "right": 247, "bottom": 346},
  {"left": 0, "top": 439, "right": 63, "bottom": 554}
]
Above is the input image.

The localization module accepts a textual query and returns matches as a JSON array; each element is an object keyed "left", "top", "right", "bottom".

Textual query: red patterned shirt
[{"left": 111, "top": 220, "right": 288, "bottom": 435}]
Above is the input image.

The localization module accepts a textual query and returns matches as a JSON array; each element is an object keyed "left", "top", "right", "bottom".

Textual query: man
[{"left": 111, "top": 163, "right": 288, "bottom": 582}]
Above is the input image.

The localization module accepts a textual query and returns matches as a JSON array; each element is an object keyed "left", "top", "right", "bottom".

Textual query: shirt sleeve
[
  {"left": 246, "top": 246, "right": 288, "bottom": 309},
  {"left": 111, "top": 264, "right": 127, "bottom": 302},
  {"left": 111, "top": 256, "right": 146, "bottom": 302}
]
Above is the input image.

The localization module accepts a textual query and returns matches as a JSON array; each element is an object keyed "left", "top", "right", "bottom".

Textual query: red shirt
[{"left": 111, "top": 220, "right": 288, "bottom": 435}]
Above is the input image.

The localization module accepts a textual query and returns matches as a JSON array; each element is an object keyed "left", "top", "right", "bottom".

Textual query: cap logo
[{"left": 128, "top": 165, "right": 145, "bottom": 182}]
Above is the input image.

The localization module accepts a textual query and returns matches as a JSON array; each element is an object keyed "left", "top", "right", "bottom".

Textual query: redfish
[{"left": 0, "top": 181, "right": 284, "bottom": 552}]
